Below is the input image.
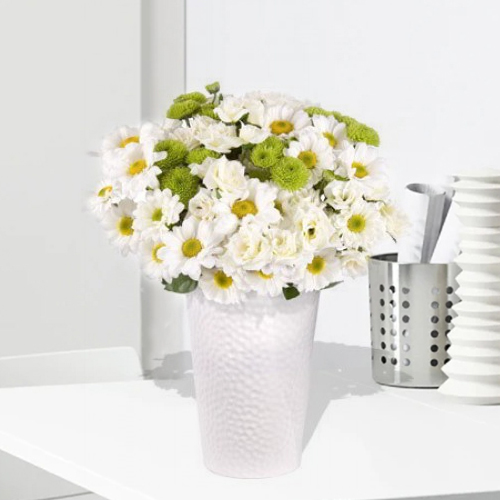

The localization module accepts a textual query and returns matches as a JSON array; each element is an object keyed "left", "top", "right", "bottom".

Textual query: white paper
[
  {"left": 431, "top": 188, "right": 460, "bottom": 263},
  {"left": 398, "top": 183, "right": 447, "bottom": 263}
]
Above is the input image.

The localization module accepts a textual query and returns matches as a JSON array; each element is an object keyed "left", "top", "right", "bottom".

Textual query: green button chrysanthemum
[
  {"left": 186, "top": 147, "right": 221, "bottom": 165},
  {"left": 271, "top": 157, "right": 310, "bottom": 191},
  {"left": 304, "top": 106, "right": 335, "bottom": 117},
  {"left": 198, "top": 103, "right": 218, "bottom": 119},
  {"left": 205, "top": 81, "right": 220, "bottom": 94},
  {"left": 154, "top": 139, "right": 188, "bottom": 171},
  {"left": 250, "top": 136, "right": 285, "bottom": 168},
  {"left": 174, "top": 92, "right": 207, "bottom": 104},
  {"left": 166, "top": 99, "right": 201, "bottom": 119},
  {"left": 338, "top": 114, "right": 380, "bottom": 147},
  {"left": 158, "top": 167, "right": 200, "bottom": 206}
]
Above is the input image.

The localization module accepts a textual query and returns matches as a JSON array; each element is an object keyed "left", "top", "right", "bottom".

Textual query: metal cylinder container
[{"left": 368, "top": 254, "right": 459, "bottom": 388}]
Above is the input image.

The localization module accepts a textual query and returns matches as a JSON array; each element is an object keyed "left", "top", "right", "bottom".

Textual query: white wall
[
  {"left": 0, "top": 1, "right": 141, "bottom": 498},
  {"left": 186, "top": 0, "right": 500, "bottom": 346},
  {"left": 0, "top": 0, "right": 141, "bottom": 358}
]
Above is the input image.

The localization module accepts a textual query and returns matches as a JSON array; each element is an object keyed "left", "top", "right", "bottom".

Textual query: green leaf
[
  {"left": 162, "top": 275, "right": 198, "bottom": 294},
  {"left": 205, "top": 81, "right": 220, "bottom": 94},
  {"left": 282, "top": 286, "right": 300, "bottom": 300},
  {"left": 322, "top": 281, "right": 343, "bottom": 291}
]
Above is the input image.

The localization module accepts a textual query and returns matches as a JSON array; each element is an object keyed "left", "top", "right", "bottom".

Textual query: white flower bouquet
[{"left": 91, "top": 82, "right": 405, "bottom": 304}]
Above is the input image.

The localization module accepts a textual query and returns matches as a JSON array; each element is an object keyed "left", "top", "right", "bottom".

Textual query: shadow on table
[{"left": 150, "top": 342, "right": 380, "bottom": 449}]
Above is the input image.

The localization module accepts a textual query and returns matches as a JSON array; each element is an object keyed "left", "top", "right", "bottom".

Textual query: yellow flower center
[
  {"left": 270, "top": 120, "right": 294, "bottom": 135},
  {"left": 152, "top": 243, "right": 165, "bottom": 263},
  {"left": 347, "top": 214, "right": 367, "bottom": 233},
  {"left": 298, "top": 150, "right": 317, "bottom": 169},
  {"left": 117, "top": 216, "right": 134, "bottom": 236},
  {"left": 128, "top": 159, "right": 147, "bottom": 176},
  {"left": 97, "top": 185, "right": 112, "bottom": 197},
  {"left": 151, "top": 208, "right": 163, "bottom": 222},
  {"left": 274, "top": 200, "right": 283, "bottom": 214},
  {"left": 258, "top": 270, "right": 273, "bottom": 280},
  {"left": 323, "top": 132, "right": 337, "bottom": 148},
  {"left": 352, "top": 162, "right": 368, "bottom": 179},
  {"left": 231, "top": 200, "right": 258, "bottom": 219},
  {"left": 214, "top": 270, "right": 233, "bottom": 289},
  {"left": 182, "top": 238, "right": 203, "bottom": 258},
  {"left": 119, "top": 136, "right": 139, "bottom": 148},
  {"left": 307, "top": 256, "right": 326, "bottom": 275}
]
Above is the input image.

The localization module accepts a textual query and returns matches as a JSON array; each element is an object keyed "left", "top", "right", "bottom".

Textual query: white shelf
[{"left": 0, "top": 346, "right": 500, "bottom": 500}]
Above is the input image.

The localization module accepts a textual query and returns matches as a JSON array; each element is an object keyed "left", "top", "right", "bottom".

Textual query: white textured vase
[{"left": 186, "top": 289, "right": 320, "bottom": 478}]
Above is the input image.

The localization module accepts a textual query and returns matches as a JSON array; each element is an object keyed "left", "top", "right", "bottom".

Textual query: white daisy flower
[
  {"left": 340, "top": 249, "right": 368, "bottom": 278},
  {"left": 337, "top": 143, "right": 387, "bottom": 196},
  {"left": 133, "top": 189, "right": 184, "bottom": 240},
  {"left": 194, "top": 121, "right": 244, "bottom": 153},
  {"left": 336, "top": 200, "right": 383, "bottom": 250},
  {"left": 239, "top": 124, "right": 270, "bottom": 144},
  {"left": 199, "top": 268, "right": 246, "bottom": 304},
  {"left": 262, "top": 104, "right": 310, "bottom": 137},
  {"left": 311, "top": 115, "right": 347, "bottom": 150},
  {"left": 140, "top": 238, "right": 172, "bottom": 281},
  {"left": 159, "top": 218, "right": 223, "bottom": 280},
  {"left": 243, "top": 268, "right": 287, "bottom": 297},
  {"left": 285, "top": 130, "right": 334, "bottom": 184},
  {"left": 101, "top": 125, "right": 140, "bottom": 153},
  {"left": 104, "top": 143, "right": 163, "bottom": 200},
  {"left": 324, "top": 180, "right": 363, "bottom": 211},
  {"left": 101, "top": 198, "right": 139, "bottom": 255},
  {"left": 298, "top": 249, "right": 342, "bottom": 292},
  {"left": 89, "top": 179, "right": 121, "bottom": 217},
  {"left": 217, "top": 178, "right": 281, "bottom": 227},
  {"left": 203, "top": 156, "right": 248, "bottom": 200},
  {"left": 101, "top": 123, "right": 167, "bottom": 154},
  {"left": 214, "top": 96, "right": 248, "bottom": 123},
  {"left": 224, "top": 221, "right": 273, "bottom": 272}
]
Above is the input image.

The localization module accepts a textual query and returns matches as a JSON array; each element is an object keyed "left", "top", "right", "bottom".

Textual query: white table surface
[{"left": 0, "top": 343, "right": 500, "bottom": 500}]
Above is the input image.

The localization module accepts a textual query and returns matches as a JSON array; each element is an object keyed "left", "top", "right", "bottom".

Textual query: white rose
[
  {"left": 242, "top": 97, "right": 265, "bottom": 127},
  {"left": 168, "top": 126, "right": 200, "bottom": 150},
  {"left": 195, "top": 122, "right": 244, "bottom": 153},
  {"left": 379, "top": 202, "right": 409, "bottom": 239},
  {"left": 340, "top": 250, "right": 368, "bottom": 278},
  {"left": 225, "top": 222, "right": 272, "bottom": 271},
  {"left": 324, "top": 180, "right": 362, "bottom": 211},
  {"left": 189, "top": 189, "right": 217, "bottom": 221},
  {"left": 188, "top": 115, "right": 218, "bottom": 135},
  {"left": 215, "top": 96, "right": 248, "bottom": 123},
  {"left": 189, "top": 156, "right": 217, "bottom": 178},
  {"left": 270, "top": 228, "right": 302, "bottom": 264},
  {"left": 203, "top": 156, "right": 248, "bottom": 199},
  {"left": 295, "top": 207, "right": 334, "bottom": 251},
  {"left": 239, "top": 124, "right": 270, "bottom": 144}
]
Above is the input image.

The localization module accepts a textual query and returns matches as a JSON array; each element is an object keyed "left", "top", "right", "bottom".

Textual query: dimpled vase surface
[{"left": 186, "top": 289, "right": 320, "bottom": 478}]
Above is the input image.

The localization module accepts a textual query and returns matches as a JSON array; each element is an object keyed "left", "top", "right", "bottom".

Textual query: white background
[
  {"left": 0, "top": 0, "right": 141, "bottom": 358},
  {"left": 186, "top": 0, "right": 500, "bottom": 346},
  {"left": 0, "top": 1, "right": 142, "bottom": 499}
]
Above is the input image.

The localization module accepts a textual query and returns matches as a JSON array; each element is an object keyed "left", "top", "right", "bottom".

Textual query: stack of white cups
[{"left": 439, "top": 169, "right": 500, "bottom": 404}]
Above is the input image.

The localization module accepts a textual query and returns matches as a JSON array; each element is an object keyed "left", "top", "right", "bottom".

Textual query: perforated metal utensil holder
[{"left": 368, "top": 254, "right": 459, "bottom": 388}]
